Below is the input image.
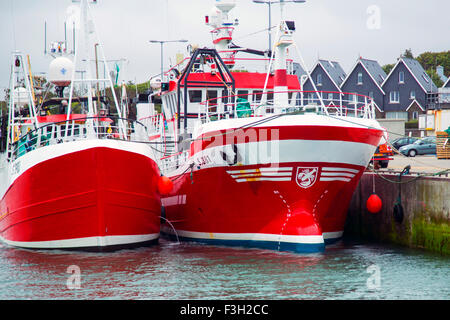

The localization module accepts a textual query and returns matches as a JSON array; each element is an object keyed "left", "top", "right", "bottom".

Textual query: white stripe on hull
[
  {"left": 0, "top": 233, "right": 159, "bottom": 249},
  {"left": 161, "top": 226, "right": 324, "bottom": 244},
  {"left": 169, "top": 139, "right": 375, "bottom": 178}
]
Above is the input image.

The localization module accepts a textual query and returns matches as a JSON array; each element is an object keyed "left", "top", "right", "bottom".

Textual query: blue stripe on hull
[{"left": 162, "top": 232, "right": 325, "bottom": 253}]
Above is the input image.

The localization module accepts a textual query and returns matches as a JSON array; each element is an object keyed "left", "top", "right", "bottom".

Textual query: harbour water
[{"left": 0, "top": 238, "right": 448, "bottom": 300}]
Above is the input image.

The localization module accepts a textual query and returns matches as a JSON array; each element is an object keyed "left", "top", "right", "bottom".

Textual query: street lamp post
[
  {"left": 253, "top": 0, "right": 305, "bottom": 51},
  {"left": 149, "top": 39, "right": 188, "bottom": 82}
]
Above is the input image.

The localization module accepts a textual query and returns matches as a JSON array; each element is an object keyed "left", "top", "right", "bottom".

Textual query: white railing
[
  {"left": 159, "top": 150, "right": 189, "bottom": 176},
  {"left": 8, "top": 116, "right": 152, "bottom": 161},
  {"left": 196, "top": 90, "right": 376, "bottom": 124}
]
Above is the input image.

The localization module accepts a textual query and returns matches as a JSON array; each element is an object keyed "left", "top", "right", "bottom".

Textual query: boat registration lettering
[{"left": 195, "top": 155, "right": 212, "bottom": 167}]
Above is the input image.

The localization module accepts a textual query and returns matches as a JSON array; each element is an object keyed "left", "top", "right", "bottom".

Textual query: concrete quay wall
[{"left": 345, "top": 172, "right": 450, "bottom": 255}]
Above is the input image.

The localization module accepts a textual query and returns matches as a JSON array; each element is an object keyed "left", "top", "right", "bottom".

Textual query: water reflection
[{"left": 0, "top": 239, "right": 448, "bottom": 300}]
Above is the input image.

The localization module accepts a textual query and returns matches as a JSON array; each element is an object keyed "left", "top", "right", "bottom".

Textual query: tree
[
  {"left": 426, "top": 68, "right": 444, "bottom": 88},
  {"left": 416, "top": 51, "right": 450, "bottom": 78},
  {"left": 402, "top": 48, "right": 414, "bottom": 59},
  {"left": 382, "top": 63, "right": 395, "bottom": 75}
]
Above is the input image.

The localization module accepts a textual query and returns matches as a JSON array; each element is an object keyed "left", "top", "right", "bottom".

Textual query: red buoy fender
[
  {"left": 158, "top": 176, "right": 173, "bottom": 195},
  {"left": 366, "top": 194, "right": 382, "bottom": 213}
]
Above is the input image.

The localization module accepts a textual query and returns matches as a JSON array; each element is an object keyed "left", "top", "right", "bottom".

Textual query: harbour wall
[{"left": 345, "top": 172, "right": 450, "bottom": 255}]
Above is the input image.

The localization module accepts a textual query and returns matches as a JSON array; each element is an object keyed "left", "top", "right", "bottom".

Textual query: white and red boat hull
[
  {"left": 161, "top": 115, "right": 384, "bottom": 253},
  {"left": 0, "top": 140, "right": 161, "bottom": 250}
]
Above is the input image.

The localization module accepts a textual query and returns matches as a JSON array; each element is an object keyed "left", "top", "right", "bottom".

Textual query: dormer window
[
  {"left": 399, "top": 71, "right": 404, "bottom": 84},
  {"left": 317, "top": 74, "right": 322, "bottom": 86},
  {"left": 357, "top": 72, "right": 363, "bottom": 85}
]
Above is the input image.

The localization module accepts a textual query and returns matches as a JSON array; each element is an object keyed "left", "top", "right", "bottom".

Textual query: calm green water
[{"left": 0, "top": 238, "right": 448, "bottom": 300}]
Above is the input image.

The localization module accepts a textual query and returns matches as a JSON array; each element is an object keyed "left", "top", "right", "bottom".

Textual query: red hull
[
  {"left": 162, "top": 163, "right": 362, "bottom": 252},
  {"left": 0, "top": 146, "right": 161, "bottom": 249},
  {"left": 161, "top": 121, "right": 383, "bottom": 253}
]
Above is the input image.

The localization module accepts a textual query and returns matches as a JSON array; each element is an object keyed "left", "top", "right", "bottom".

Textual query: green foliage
[
  {"left": 383, "top": 50, "right": 450, "bottom": 87},
  {"left": 402, "top": 48, "right": 414, "bottom": 59},
  {"left": 382, "top": 63, "right": 395, "bottom": 75},
  {"left": 426, "top": 68, "right": 444, "bottom": 88},
  {"left": 416, "top": 51, "right": 450, "bottom": 77},
  {"left": 124, "top": 81, "right": 150, "bottom": 95}
]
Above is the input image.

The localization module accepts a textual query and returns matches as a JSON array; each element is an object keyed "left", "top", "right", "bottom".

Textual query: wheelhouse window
[
  {"left": 237, "top": 90, "right": 249, "bottom": 99},
  {"left": 327, "top": 93, "right": 333, "bottom": 101},
  {"left": 221, "top": 90, "right": 230, "bottom": 105},
  {"left": 237, "top": 90, "right": 249, "bottom": 104},
  {"left": 389, "top": 91, "right": 400, "bottom": 103},
  {"left": 206, "top": 90, "right": 218, "bottom": 106},
  {"left": 399, "top": 71, "right": 404, "bottom": 84},
  {"left": 253, "top": 90, "right": 263, "bottom": 103},
  {"left": 188, "top": 90, "right": 203, "bottom": 103},
  {"left": 357, "top": 72, "right": 363, "bottom": 85}
]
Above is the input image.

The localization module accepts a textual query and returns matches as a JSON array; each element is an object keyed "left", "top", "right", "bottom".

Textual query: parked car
[
  {"left": 391, "top": 137, "right": 419, "bottom": 152},
  {"left": 399, "top": 136, "right": 437, "bottom": 157}
]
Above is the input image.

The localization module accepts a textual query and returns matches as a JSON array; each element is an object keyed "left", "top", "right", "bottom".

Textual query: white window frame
[
  {"left": 357, "top": 72, "right": 363, "bottom": 85},
  {"left": 410, "top": 90, "right": 416, "bottom": 99},
  {"left": 399, "top": 71, "right": 404, "bottom": 84},
  {"left": 389, "top": 91, "right": 400, "bottom": 103},
  {"left": 317, "top": 74, "right": 322, "bottom": 86}
]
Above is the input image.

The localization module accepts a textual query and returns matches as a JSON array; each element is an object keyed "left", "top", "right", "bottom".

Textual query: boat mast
[
  {"left": 66, "top": 0, "right": 126, "bottom": 137},
  {"left": 273, "top": 20, "right": 294, "bottom": 109},
  {"left": 205, "top": 0, "right": 239, "bottom": 69},
  {"left": 7, "top": 52, "right": 39, "bottom": 159}
]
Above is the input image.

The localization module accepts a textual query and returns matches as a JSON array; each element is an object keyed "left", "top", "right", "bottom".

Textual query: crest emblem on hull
[{"left": 296, "top": 167, "right": 319, "bottom": 188}]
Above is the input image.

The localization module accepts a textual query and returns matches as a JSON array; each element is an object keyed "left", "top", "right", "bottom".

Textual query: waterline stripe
[
  {"left": 0, "top": 233, "right": 159, "bottom": 249},
  {"left": 162, "top": 227, "right": 324, "bottom": 244}
]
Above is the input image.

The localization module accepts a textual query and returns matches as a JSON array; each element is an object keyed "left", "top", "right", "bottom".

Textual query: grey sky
[{"left": 1, "top": 0, "right": 449, "bottom": 100}]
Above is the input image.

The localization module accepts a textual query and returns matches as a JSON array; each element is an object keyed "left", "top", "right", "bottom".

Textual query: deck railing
[
  {"left": 197, "top": 90, "right": 376, "bottom": 124},
  {"left": 8, "top": 116, "right": 152, "bottom": 161}
]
